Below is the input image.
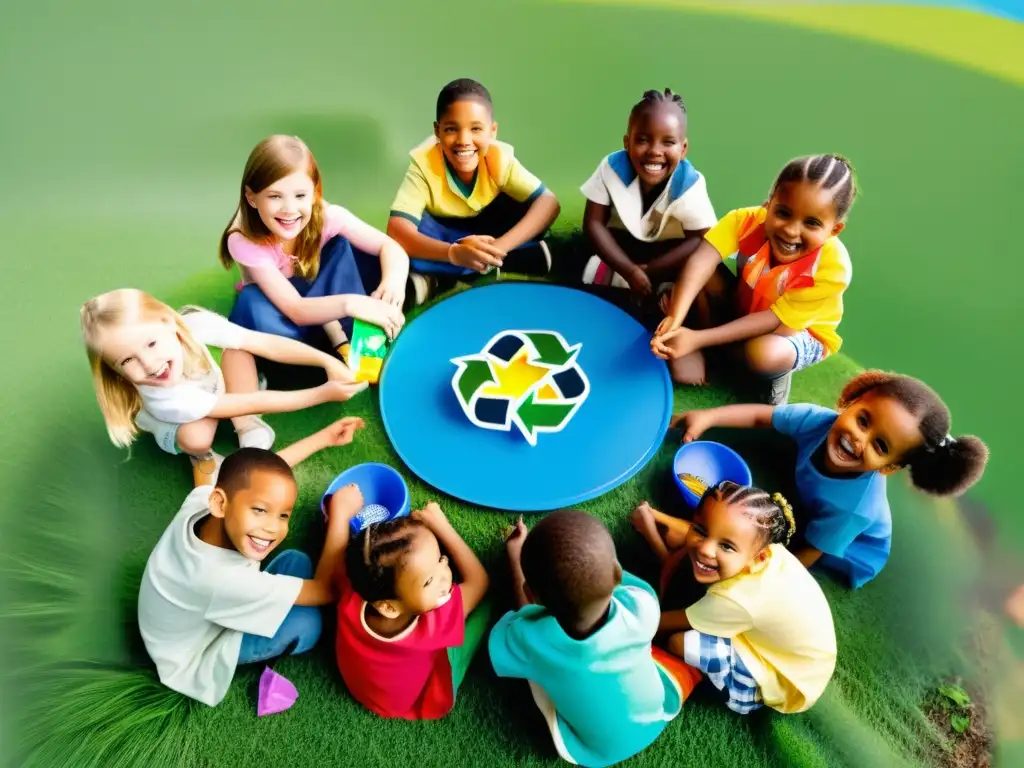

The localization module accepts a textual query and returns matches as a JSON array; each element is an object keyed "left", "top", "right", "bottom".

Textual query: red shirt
[{"left": 335, "top": 574, "right": 465, "bottom": 720}]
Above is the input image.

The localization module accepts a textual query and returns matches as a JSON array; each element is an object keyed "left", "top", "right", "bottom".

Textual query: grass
[{"left": 5, "top": 265, "right": 994, "bottom": 768}]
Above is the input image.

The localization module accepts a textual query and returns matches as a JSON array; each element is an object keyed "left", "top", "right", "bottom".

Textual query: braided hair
[
  {"left": 769, "top": 154, "right": 858, "bottom": 220},
  {"left": 701, "top": 481, "right": 796, "bottom": 547},
  {"left": 628, "top": 88, "right": 686, "bottom": 127},
  {"left": 838, "top": 371, "right": 989, "bottom": 496},
  {"left": 345, "top": 517, "right": 422, "bottom": 602}
]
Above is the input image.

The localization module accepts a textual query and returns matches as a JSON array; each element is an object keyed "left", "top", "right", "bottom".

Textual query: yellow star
[{"left": 479, "top": 348, "right": 548, "bottom": 399}]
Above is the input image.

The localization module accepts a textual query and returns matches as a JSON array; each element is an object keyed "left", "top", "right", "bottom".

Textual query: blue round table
[{"left": 378, "top": 282, "right": 672, "bottom": 512}]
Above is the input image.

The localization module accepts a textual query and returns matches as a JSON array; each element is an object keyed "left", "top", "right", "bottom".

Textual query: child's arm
[
  {"left": 414, "top": 502, "right": 490, "bottom": 614},
  {"left": 206, "top": 380, "right": 367, "bottom": 420},
  {"left": 643, "top": 229, "right": 711, "bottom": 279},
  {"left": 653, "top": 239, "right": 722, "bottom": 335},
  {"left": 295, "top": 483, "right": 363, "bottom": 606},
  {"left": 240, "top": 328, "right": 354, "bottom": 382},
  {"left": 369, "top": 238, "right": 412, "bottom": 307},
  {"left": 387, "top": 217, "right": 505, "bottom": 273},
  {"left": 492, "top": 190, "right": 560, "bottom": 254},
  {"left": 652, "top": 310, "right": 782, "bottom": 361},
  {"left": 669, "top": 404, "right": 776, "bottom": 443},
  {"left": 275, "top": 417, "right": 365, "bottom": 468},
  {"left": 582, "top": 200, "right": 651, "bottom": 295},
  {"left": 504, "top": 517, "right": 530, "bottom": 609},
  {"left": 631, "top": 503, "right": 685, "bottom": 563}
]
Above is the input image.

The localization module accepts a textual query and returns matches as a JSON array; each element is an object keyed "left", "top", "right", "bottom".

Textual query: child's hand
[
  {"left": 371, "top": 276, "right": 406, "bottom": 309},
  {"left": 669, "top": 409, "right": 713, "bottom": 443},
  {"left": 325, "top": 358, "right": 357, "bottom": 384},
  {"left": 630, "top": 502, "right": 658, "bottom": 539},
  {"left": 651, "top": 327, "right": 700, "bottom": 361},
  {"left": 321, "top": 379, "right": 369, "bottom": 402},
  {"left": 626, "top": 265, "right": 653, "bottom": 296},
  {"left": 412, "top": 501, "right": 448, "bottom": 531},
  {"left": 345, "top": 295, "right": 405, "bottom": 340},
  {"left": 504, "top": 516, "right": 527, "bottom": 561},
  {"left": 449, "top": 236, "right": 505, "bottom": 273},
  {"left": 328, "top": 483, "right": 364, "bottom": 522},
  {"left": 318, "top": 417, "right": 365, "bottom": 448}
]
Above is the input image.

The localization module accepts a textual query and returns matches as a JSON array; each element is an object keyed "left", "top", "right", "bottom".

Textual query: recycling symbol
[{"left": 451, "top": 330, "right": 590, "bottom": 446}]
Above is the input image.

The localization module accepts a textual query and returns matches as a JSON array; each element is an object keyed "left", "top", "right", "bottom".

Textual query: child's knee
[
  {"left": 743, "top": 336, "right": 794, "bottom": 377},
  {"left": 176, "top": 419, "right": 218, "bottom": 455}
]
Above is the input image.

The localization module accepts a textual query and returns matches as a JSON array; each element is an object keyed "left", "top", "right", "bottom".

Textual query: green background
[{"left": 1, "top": 1, "right": 1021, "bottom": 766}]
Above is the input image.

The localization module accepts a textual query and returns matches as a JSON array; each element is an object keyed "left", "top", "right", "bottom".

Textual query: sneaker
[
  {"left": 764, "top": 372, "right": 793, "bottom": 406},
  {"left": 409, "top": 273, "right": 434, "bottom": 306},
  {"left": 258, "top": 372, "right": 268, "bottom": 391},
  {"left": 236, "top": 415, "right": 276, "bottom": 450}
]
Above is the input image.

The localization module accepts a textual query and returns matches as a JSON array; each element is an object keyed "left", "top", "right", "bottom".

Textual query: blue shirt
[
  {"left": 772, "top": 403, "right": 892, "bottom": 589},
  {"left": 488, "top": 570, "right": 681, "bottom": 768}
]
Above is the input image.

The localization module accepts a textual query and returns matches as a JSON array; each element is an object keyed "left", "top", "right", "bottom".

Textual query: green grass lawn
[{"left": 9, "top": 270, "right": 991, "bottom": 768}]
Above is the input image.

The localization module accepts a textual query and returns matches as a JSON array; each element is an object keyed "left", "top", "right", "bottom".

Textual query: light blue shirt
[
  {"left": 772, "top": 403, "right": 892, "bottom": 589},
  {"left": 488, "top": 570, "right": 681, "bottom": 768}
]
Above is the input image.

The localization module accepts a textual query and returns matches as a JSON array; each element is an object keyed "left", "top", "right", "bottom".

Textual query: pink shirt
[{"left": 228, "top": 204, "right": 389, "bottom": 285}]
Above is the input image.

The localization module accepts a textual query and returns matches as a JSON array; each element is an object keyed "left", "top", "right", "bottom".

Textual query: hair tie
[
  {"left": 940, "top": 434, "right": 955, "bottom": 447},
  {"left": 772, "top": 492, "right": 797, "bottom": 545}
]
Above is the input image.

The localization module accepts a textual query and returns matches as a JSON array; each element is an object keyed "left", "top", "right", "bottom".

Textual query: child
[
  {"left": 671, "top": 370, "right": 990, "bottom": 589},
  {"left": 581, "top": 88, "right": 717, "bottom": 301},
  {"left": 80, "top": 288, "right": 367, "bottom": 486},
  {"left": 136, "top": 417, "right": 366, "bottom": 706},
  {"left": 652, "top": 154, "right": 857, "bottom": 405},
  {"left": 490, "top": 511, "right": 684, "bottom": 768},
  {"left": 632, "top": 482, "right": 837, "bottom": 715},
  {"left": 218, "top": 134, "right": 414, "bottom": 363},
  {"left": 386, "top": 78, "right": 560, "bottom": 285},
  {"left": 334, "top": 502, "right": 490, "bottom": 720}
]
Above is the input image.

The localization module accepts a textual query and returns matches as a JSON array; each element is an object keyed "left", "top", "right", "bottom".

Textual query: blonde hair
[
  {"left": 218, "top": 135, "right": 326, "bottom": 280},
  {"left": 80, "top": 289, "right": 211, "bottom": 448}
]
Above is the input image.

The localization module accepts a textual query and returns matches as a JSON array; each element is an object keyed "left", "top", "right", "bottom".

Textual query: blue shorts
[
  {"left": 784, "top": 330, "right": 826, "bottom": 372},
  {"left": 683, "top": 631, "right": 763, "bottom": 714}
]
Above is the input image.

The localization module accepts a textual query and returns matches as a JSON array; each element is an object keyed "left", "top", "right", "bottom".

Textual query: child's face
[
  {"left": 99, "top": 316, "right": 184, "bottom": 388},
  {"left": 388, "top": 525, "right": 454, "bottom": 615},
  {"left": 434, "top": 99, "right": 496, "bottom": 181},
  {"left": 623, "top": 103, "right": 688, "bottom": 191},
  {"left": 245, "top": 169, "right": 316, "bottom": 242},
  {"left": 685, "top": 496, "right": 767, "bottom": 584},
  {"left": 764, "top": 180, "right": 845, "bottom": 264},
  {"left": 212, "top": 469, "right": 297, "bottom": 561},
  {"left": 825, "top": 391, "right": 924, "bottom": 475}
]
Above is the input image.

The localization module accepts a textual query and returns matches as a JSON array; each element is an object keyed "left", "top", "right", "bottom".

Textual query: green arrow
[
  {"left": 517, "top": 392, "right": 574, "bottom": 436},
  {"left": 526, "top": 332, "right": 577, "bottom": 367},
  {"left": 456, "top": 359, "right": 493, "bottom": 403}
]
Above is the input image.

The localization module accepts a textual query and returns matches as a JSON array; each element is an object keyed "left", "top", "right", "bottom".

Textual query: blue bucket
[
  {"left": 321, "top": 463, "right": 411, "bottom": 534},
  {"left": 672, "top": 441, "right": 753, "bottom": 508}
]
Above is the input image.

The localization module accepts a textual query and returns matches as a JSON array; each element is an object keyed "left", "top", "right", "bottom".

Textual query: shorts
[
  {"left": 135, "top": 409, "right": 182, "bottom": 456},
  {"left": 784, "top": 330, "right": 826, "bottom": 373},
  {"left": 683, "top": 631, "right": 762, "bottom": 715}
]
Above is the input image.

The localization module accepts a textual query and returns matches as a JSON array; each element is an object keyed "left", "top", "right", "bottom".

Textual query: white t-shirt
[
  {"left": 137, "top": 485, "right": 304, "bottom": 706},
  {"left": 135, "top": 310, "right": 250, "bottom": 425},
  {"left": 580, "top": 152, "right": 717, "bottom": 243}
]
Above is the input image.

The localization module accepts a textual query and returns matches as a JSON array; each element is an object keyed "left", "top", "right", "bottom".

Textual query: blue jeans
[
  {"left": 237, "top": 550, "right": 322, "bottom": 665},
  {"left": 410, "top": 193, "right": 546, "bottom": 277},
  {"left": 228, "top": 235, "right": 376, "bottom": 344}
]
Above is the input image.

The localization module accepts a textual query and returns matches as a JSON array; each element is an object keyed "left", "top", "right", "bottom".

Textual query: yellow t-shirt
[
  {"left": 704, "top": 206, "right": 852, "bottom": 355},
  {"left": 389, "top": 137, "right": 545, "bottom": 224},
  {"left": 684, "top": 544, "right": 837, "bottom": 714}
]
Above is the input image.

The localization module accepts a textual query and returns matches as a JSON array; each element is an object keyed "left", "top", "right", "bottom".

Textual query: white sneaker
[{"left": 236, "top": 415, "right": 276, "bottom": 450}]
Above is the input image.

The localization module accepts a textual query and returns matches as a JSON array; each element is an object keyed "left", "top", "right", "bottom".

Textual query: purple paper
[{"left": 257, "top": 666, "right": 298, "bottom": 716}]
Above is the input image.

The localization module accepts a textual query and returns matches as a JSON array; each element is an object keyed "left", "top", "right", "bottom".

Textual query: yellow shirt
[
  {"left": 704, "top": 206, "right": 852, "bottom": 355},
  {"left": 685, "top": 544, "right": 837, "bottom": 714},
  {"left": 389, "top": 136, "right": 545, "bottom": 224}
]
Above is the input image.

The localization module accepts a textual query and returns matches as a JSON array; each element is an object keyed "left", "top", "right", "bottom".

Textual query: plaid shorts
[
  {"left": 683, "top": 631, "right": 763, "bottom": 714},
  {"left": 784, "top": 330, "right": 826, "bottom": 372}
]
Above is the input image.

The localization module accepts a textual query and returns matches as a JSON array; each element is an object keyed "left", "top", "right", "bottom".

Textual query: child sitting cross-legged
[
  {"left": 334, "top": 502, "right": 491, "bottom": 720},
  {"left": 137, "top": 417, "right": 366, "bottom": 707},
  {"left": 489, "top": 511, "right": 686, "bottom": 768}
]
